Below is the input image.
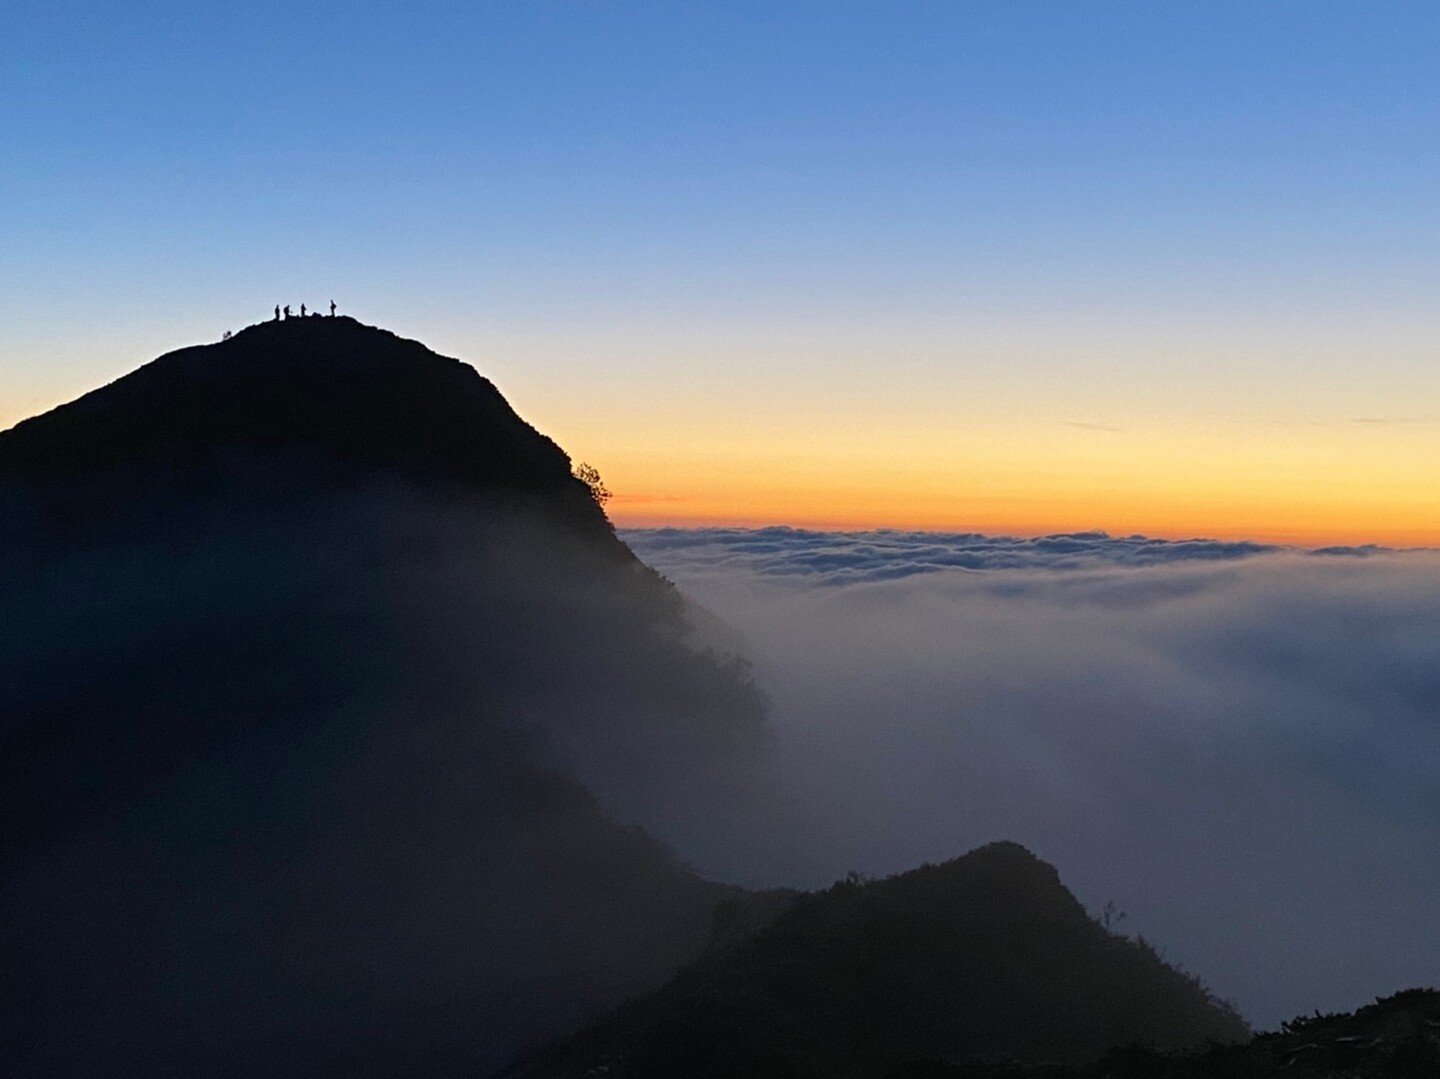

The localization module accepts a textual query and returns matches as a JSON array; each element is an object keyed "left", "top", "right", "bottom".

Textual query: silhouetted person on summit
[
  {"left": 330, "top": 300, "right": 336, "bottom": 317},
  {"left": 274, "top": 305, "right": 280, "bottom": 321},
  {"left": 283, "top": 305, "right": 291, "bottom": 319},
  {"left": 300, "top": 304, "right": 307, "bottom": 318}
]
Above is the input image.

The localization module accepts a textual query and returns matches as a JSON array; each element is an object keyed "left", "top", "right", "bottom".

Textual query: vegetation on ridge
[{"left": 889, "top": 988, "right": 1440, "bottom": 1078}]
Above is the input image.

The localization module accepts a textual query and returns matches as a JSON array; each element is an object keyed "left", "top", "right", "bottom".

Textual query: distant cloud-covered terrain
[{"left": 624, "top": 527, "right": 1440, "bottom": 1028}]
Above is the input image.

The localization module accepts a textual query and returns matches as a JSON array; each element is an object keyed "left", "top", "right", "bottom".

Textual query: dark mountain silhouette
[
  {"left": 0, "top": 318, "right": 774, "bottom": 1076},
  {"left": 888, "top": 988, "right": 1440, "bottom": 1078},
  {"left": 0, "top": 318, "right": 769, "bottom": 852},
  {"left": 0, "top": 316, "right": 585, "bottom": 509},
  {"left": 507, "top": 842, "right": 1249, "bottom": 1079}
]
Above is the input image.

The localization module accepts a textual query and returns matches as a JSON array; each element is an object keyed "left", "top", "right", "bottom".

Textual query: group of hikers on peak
[{"left": 274, "top": 301, "right": 337, "bottom": 320}]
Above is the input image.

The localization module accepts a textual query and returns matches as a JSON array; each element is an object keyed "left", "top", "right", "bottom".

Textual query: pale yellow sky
[
  {"left": 478, "top": 318, "right": 1440, "bottom": 547},
  {"left": 595, "top": 419, "right": 1440, "bottom": 546}
]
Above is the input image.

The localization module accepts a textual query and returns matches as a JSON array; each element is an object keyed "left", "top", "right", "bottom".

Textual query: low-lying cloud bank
[
  {"left": 628, "top": 525, "right": 1395, "bottom": 582},
  {"left": 624, "top": 527, "right": 1440, "bottom": 1029}
]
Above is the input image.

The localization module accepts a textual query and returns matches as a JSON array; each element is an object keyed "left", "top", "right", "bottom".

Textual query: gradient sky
[{"left": 4, "top": 2, "right": 1437, "bottom": 544}]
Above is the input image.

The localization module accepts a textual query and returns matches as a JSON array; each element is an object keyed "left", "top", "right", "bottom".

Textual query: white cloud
[{"left": 625, "top": 528, "right": 1440, "bottom": 1028}]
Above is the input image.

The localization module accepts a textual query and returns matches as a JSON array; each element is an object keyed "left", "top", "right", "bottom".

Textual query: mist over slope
[
  {"left": 0, "top": 320, "right": 773, "bottom": 1075},
  {"left": 625, "top": 527, "right": 1440, "bottom": 1027}
]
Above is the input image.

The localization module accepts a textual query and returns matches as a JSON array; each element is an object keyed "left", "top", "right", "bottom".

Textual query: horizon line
[{"left": 608, "top": 512, "right": 1438, "bottom": 551}]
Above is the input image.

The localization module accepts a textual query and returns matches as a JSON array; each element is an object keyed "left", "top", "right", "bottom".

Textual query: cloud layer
[
  {"left": 629, "top": 526, "right": 1296, "bottom": 582},
  {"left": 624, "top": 527, "right": 1440, "bottom": 1028}
]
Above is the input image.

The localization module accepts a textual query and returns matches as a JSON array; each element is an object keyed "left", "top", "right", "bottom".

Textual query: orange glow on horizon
[
  {"left": 596, "top": 433, "right": 1440, "bottom": 549},
  {"left": 556, "top": 398, "right": 1440, "bottom": 551}
]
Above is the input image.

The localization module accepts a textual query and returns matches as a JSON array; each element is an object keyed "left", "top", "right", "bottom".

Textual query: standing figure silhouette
[
  {"left": 300, "top": 303, "right": 307, "bottom": 318},
  {"left": 283, "top": 305, "right": 291, "bottom": 319},
  {"left": 274, "top": 305, "right": 280, "bottom": 321},
  {"left": 330, "top": 300, "right": 336, "bottom": 317}
]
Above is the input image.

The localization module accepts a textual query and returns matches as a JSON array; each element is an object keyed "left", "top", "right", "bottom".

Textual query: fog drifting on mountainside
[
  {"left": 624, "top": 528, "right": 1440, "bottom": 1029},
  {"left": 0, "top": 476, "right": 767, "bottom": 1075}
]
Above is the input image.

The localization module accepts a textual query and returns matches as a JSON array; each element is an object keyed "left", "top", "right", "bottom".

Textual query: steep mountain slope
[
  {"left": 0, "top": 318, "right": 772, "bottom": 1076},
  {"left": 511, "top": 842, "right": 1249, "bottom": 1078}
]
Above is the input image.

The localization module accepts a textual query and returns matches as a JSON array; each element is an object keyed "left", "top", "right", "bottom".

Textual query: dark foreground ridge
[
  {"left": 887, "top": 988, "right": 1440, "bottom": 1079},
  {"left": 508, "top": 842, "right": 1250, "bottom": 1079}
]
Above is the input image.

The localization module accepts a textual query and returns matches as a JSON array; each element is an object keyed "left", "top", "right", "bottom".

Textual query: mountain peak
[{"left": 0, "top": 318, "right": 598, "bottom": 524}]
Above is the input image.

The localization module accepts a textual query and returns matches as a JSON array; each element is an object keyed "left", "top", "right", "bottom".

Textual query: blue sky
[{"left": 4, "top": 2, "right": 1437, "bottom": 539}]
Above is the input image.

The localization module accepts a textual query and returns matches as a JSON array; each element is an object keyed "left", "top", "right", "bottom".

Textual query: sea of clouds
[{"left": 623, "top": 527, "right": 1440, "bottom": 1029}]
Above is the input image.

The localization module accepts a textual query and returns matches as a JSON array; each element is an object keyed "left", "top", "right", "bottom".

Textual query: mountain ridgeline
[
  {"left": 0, "top": 316, "right": 587, "bottom": 509},
  {"left": 510, "top": 842, "right": 1248, "bottom": 1078},
  {"left": 3, "top": 318, "right": 1251, "bottom": 1076}
]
